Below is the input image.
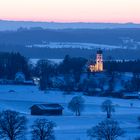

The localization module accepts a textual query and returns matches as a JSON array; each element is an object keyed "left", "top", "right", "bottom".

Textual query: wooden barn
[{"left": 30, "top": 104, "right": 64, "bottom": 116}]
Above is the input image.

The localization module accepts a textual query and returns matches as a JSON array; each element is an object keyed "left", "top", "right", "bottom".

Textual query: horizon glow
[{"left": 0, "top": 0, "right": 140, "bottom": 23}]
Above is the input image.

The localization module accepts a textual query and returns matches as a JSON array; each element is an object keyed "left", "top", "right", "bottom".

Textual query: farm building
[
  {"left": 15, "top": 72, "right": 25, "bottom": 83},
  {"left": 30, "top": 103, "right": 64, "bottom": 116}
]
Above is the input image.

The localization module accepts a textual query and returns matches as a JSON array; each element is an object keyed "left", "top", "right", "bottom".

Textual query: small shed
[{"left": 30, "top": 104, "right": 64, "bottom": 116}]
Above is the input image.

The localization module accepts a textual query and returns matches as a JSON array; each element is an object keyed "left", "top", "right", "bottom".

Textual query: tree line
[
  {"left": 1, "top": 28, "right": 140, "bottom": 45},
  {"left": 35, "top": 55, "right": 140, "bottom": 94},
  {"left": 104, "top": 60, "right": 140, "bottom": 73},
  {"left": 0, "top": 53, "right": 140, "bottom": 94},
  {"left": 1, "top": 52, "right": 140, "bottom": 93},
  {"left": 0, "top": 52, "right": 30, "bottom": 80}
]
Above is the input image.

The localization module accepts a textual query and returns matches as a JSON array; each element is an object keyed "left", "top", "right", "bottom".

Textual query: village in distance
[{"left": 0, "top": 46, "right": 140, "bottom": 140}]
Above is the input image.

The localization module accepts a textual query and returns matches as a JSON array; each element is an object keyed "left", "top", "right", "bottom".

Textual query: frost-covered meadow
[
  {"left": 0, "top": 85, "right": 140, "bottom": 140},
  {"left": 26, "top": 42, "right": 121, "bottom": 50}
]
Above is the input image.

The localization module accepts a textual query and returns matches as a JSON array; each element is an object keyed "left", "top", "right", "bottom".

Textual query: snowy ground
[
  {"left": 26, "top": 42, "right": 121, "bottom": 50},
  {"left": 0, "top": 85, "right": 140, "bottom": 140}
]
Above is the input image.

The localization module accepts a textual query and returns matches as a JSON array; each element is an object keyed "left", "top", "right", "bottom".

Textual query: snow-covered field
[
  {"left": 26, "top": 42, "right": 121, "bottom": 50},
  {"left": 0, "top": 85, "right": 140, "bottom": 140}
]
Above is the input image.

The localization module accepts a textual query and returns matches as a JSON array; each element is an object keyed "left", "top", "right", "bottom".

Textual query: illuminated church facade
[{"left": 88, "top": 49, "right": 103, "bottom": 72}]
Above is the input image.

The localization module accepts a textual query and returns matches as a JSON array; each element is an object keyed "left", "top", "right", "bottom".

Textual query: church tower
[
  {"left": 95, "top": 49, "right": 103, "bottom": 71},
  {"left": 88, "top": 49, "right": 103, "bottom": 72}
]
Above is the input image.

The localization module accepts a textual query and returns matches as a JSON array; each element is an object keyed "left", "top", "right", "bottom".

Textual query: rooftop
[{"left": 31, "top": 103, "right": 64, "bottom": 110}]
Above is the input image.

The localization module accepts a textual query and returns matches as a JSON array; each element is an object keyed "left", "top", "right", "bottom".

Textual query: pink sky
[{"left": 0, "top": 0, "right": 139, "bottom": 23}]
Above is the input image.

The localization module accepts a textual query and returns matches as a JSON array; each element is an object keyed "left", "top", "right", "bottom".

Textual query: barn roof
[{"left": 31, "top": 104, "right": 64, "bottom": 110}]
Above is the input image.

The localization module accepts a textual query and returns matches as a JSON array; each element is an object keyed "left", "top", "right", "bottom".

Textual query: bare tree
[
  {"left": 68, "top": 96, "right": 85, "bottom": 116},
  {"left": 0, "top": 110, "right": 27, "bottom": 140},
  {"left": 87, "top": 119, "right": 125, "bottom": 140},
  {"left": 101, "top": 100, "right": 115, "bottom": 118},
  {"left": 31, "top": 118, "right": 56, "bottom": 140}
]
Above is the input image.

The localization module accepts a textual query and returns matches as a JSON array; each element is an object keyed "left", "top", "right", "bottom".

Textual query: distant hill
[
  {"left": 0, "top": 20, "right": 140, "bottom": 31},
  {"left": 0, "top": 21, "right": 140, "bottom": 60},
  {"left": 0, "top": 28, "right": 140, "bottom": 46}
]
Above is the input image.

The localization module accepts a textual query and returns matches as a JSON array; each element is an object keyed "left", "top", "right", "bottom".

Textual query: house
[
  {"left": 15, "top": 72, "right": 25, "bottom": 83},
  {"left": 30, "top": 104, "right": 64, "bottom": 116}
]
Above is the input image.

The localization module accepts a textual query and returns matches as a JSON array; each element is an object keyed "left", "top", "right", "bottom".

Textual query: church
[{"left": 88, "top": 49, "right": 103, "bottom": 72}]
